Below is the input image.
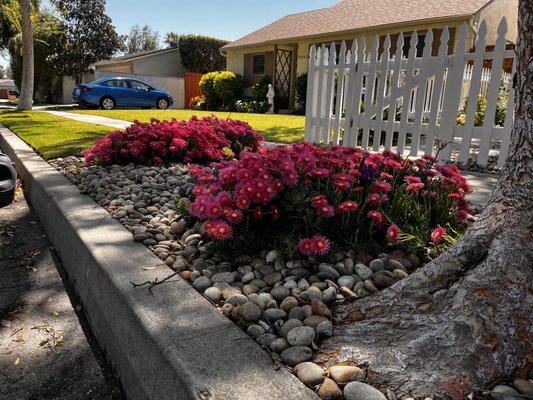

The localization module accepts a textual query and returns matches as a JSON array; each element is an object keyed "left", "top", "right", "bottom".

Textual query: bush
[
  {"left": 188, "top": 144, "right": 472, "bottom": 258},
  {"left": 251, "top": 75, "right": 271, "bottom": 100},
  {"left": 84, "top": 116, "right": 264, "bottom": 166},
  {"left": 200, "top": 71, "right": 243, "bottom": 110},
  {"left": 234, "top": 99, "right": 268, "bottom": 114},
  {"left": 295, "top": 73, "right": 308, "bottom": 112},
  {"left": 457, "top": 81, "right": 509, "bottom": 127},
  {"left": 171, "top": 34, "right": 229, "bottom": 73}
]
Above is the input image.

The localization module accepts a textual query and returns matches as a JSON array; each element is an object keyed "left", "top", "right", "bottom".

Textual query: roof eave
[{"left": 223, "top": 14, "right": 474, "bottom": 51}]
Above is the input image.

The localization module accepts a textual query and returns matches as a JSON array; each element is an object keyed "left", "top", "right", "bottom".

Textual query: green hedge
[
  {"left": 200, "top": 71, "right": 243, "bottom": 109},
  {"left": 175, "top": 34, "right": 229, "bottom": 73}
]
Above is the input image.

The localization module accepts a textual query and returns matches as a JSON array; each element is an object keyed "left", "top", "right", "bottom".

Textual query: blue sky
[{"left": 1, "top": 0, "right": 337, "bottom": 71}]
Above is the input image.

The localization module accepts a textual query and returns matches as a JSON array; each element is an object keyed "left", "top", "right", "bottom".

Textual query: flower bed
[
  {"left": 188, "top": 143, "right": 471, "bottom": 259},
  {"left": 83, "top": 116, "right": 264, "bottom": 166},
  {"left": 50, "top": 142, "right": 475, "bottom": 399}
]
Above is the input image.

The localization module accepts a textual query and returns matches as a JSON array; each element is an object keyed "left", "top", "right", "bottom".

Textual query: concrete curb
[{"left": 0, "top": 125, "right": 318, "bottom": 400}]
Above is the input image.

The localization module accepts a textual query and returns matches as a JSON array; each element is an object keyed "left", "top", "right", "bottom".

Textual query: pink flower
[
  {"left": 316, "top": 204, "right": 335, "bottom": 218},
  {"left": 224, "top": 208, "right": 243, "bottom": 224},
  {"left": 337, "top": 201, "right": 359, "bottom": 213},
  {"left": 299, "top": 238, "right": 313, "bottom": 256},
  {"left": 205, "top": 220, "right": 233, "bottom": 241},
  {"left": 386, "top": 224, "right": 401, "bottom": 243},
  {"left": 430, "top": 226, "right": 446, "bottom": 244},
  {"left": 311, "top": 195, "right": 328, "bottom": 208},
  {"left": 310, "top": 235, "right": 331, "bottom": 256},
  {"left": 405, "top": 176, "right": 422, "bottom": 184},
  {"left": 253, "top": 207, "right": 263, "bottom": 220},
  {"left": 380, "top": 172, "right": 393, "bottom": 181},
  {"left": 367, "top": 193, "right": 382, "bottom": 205},
  {"left": 367, "top": 210, "right": 384, "bottom": 225},
  {"left": 406, "top": 182, "right": 425, "bottom": 192}
]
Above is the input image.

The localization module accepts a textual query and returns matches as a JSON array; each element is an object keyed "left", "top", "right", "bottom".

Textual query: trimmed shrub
[
  {"left": 84, "top": 116, "right": 263, "bottom": 165},
  {"left": 295, "top": 73, "right": 308, "bottom": 112},
  {"left": 200, "top": 71, "right": 243, "bottom": 110},
  {"left": 234, "top": 99, "right": 268, "bottom": 114},
  {"left": 188, "top": 144, "right": 471, "bottom": 258}
]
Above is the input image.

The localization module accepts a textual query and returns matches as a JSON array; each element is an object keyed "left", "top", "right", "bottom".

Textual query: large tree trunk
[
  {"left": 324, "top": 3, "right": 532, "bottom": 398},
  {"left": 17, "top": 0, "right": 34, "bottom": 111}
]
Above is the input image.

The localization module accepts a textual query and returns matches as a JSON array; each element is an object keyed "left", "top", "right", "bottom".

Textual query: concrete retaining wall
[{"left": 0, "top": 125, "right": 318, "bottom": 400}]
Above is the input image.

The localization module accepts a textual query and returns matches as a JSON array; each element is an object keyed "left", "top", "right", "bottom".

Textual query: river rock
[
  {"left": 303, "top": 315, "right": 329, "bottom": 328},
  {"left": 287, "top": 326, "right": 316, "bottom": 346},
  {"left": 318, "top": 378, "right": 343, "bottom": 399},
  {"left": 280, "top": 346, "right": 313, "bottom": 367},
  {"left": 344, "top": 382, "right": 387, "bottom": 400},
  {"left": 294, "top": 362, "right": 325, "bottom": 386},
  {"left": 269, "top": 337, "right": 289, "bottom": 353},
  {"left": 264, "top": 308, "right": 287, "bottom": 321},
  {"left": 513, "top": 379, "right": 533, "bottom": 395},
  {"left": 192, "top": 276, "right": 212, "bottom": 293},
  {"left": 315, "top": 320, "right": 333, "bottom": 338},
  {"left": 491, "top": 385, "right": 522, "bottom": 400},
  {"left": 311, "top": 299, "right": 332, "bottom": 318},
  {"left": 203, "top": 286, "right": 222, "bottom": 302},
  {"left": 271, "top": 286, "right": 291, "bottom": 303},
  {"left": 329, "top": 365, "right": 364, "bottom": 384},
  {"left": 355, "top": 264, "right": 373, "bottom": 280}
]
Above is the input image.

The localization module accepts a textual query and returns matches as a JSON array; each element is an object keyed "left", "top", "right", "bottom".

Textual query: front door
[{"left": 275, "top": 49, "right": 292, "bottom": 109}]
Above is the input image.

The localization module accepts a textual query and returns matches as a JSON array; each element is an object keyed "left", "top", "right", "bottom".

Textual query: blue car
[{"left": 73, "top": 77, "right": 173, "bottom": 110}]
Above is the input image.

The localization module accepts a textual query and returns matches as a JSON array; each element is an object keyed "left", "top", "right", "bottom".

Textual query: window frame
[{"left": 251, "top": 53, "right": 267, "bottom": 76}]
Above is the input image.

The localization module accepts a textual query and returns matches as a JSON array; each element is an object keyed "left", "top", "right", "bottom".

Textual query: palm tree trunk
[
  {"left": 17, "top": 0, "right": 34, "bottom": 111},
  {"left": 324, "top": 1, "right": 532, "bottom": 398}
]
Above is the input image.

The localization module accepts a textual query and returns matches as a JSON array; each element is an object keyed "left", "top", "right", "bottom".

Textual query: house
[
  {"left": 0, "top": 79, "right": 18, "bottom": 100},
  {"left": 221, "top": 0, "right": 518, "bottom": 109},
  {"left": 58, "top": 47, "right": 187, "bottom": 108}
]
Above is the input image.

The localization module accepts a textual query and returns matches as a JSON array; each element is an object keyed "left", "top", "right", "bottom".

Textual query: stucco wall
[
  {"left": 132, "top": 49, "right": 186, "bottom": 77},
  {"left": 476, "top": 0, "right": 518, "bottom": 44}
]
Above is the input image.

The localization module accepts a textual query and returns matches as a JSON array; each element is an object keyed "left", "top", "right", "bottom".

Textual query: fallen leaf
[
  {"left": 14, "top": 357, "right": 20, "bottom": 365},
  {"left": 52, "top": 311, "right": 60, "bottom": 317},
  {"left": 142, "top": 267, "right": 157, "bottom": 271}
]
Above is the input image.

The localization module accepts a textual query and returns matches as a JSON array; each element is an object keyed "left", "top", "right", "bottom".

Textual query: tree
[
  {"left": 324, "top": 3, "right": 531, "bottom": 398},
  {"left": 50, "top": 0, "right": 123, "bottom": 83},
  {"left": 0, "top": 65, "right": 5, "bottom": 79},
  {"left": 17, "top": 0, "right": 33, "bottom": 110},
  {"left": 164, "top": 33, "right": 229, "bottom": 73},
  {"left": 126, "top": 24, "right": 159, "bottom": 54}
]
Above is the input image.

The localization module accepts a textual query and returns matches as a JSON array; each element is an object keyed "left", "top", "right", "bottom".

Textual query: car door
[
  {"left": 105, "top": 79, "right": 132, "bottom": 107},
  {"left": 127, "top": 80, "right": 154, "bottom": 108}
]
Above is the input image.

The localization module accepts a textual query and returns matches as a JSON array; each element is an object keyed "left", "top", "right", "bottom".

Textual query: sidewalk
[
  {"left": 45, "top": 110, "right": 133, "bottom": 130},
  {"left": 0, "top": 187, "right": 121, "bottom": 399}
]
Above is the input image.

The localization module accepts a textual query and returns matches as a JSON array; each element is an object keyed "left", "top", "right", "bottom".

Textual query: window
[
  {"left": 105, "top": 79, "right": 127, "bottom": 88},
  {"left": 402, "top": 34, "right": 426, "bottom": 58},
  {"left": 128, "top": 80, "right": 151, "bottom": 90},
  {"left": 252, "top": 54, "right": 266, "bottom": 75}
]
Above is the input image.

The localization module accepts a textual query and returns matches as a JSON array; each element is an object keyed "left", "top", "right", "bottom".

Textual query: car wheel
[
  {"left": 156, "top": 98, "right": 169, "bottom": 109},
  {"left": 100, "top": 97, "right": 115, "bottom": 110}
]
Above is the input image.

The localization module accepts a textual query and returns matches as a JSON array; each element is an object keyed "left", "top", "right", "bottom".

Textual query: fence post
[{"left": 304, "top": 45, "right": 317, "bottom": 142}]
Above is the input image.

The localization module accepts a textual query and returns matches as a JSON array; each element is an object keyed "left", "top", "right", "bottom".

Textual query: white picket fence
[{"left": 304, "top": 18, "right": 515, "bottom": 167}]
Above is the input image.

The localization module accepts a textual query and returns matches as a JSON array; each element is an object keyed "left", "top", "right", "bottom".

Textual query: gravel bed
[{"left": 48, "top": 156, "right": 511, "bottom": 400}]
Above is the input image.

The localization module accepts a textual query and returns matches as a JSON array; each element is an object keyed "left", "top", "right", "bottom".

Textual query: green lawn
[
  {"left": 70, "top": 109, "right": 305, "bottom": 143},
  {"left": 0, "top": 111, "right": 112, "bottom": 159}
]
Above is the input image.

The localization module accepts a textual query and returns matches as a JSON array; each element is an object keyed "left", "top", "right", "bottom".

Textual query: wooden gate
[
  {"left": 304, "top": 18, "right": 515, "bottom": 168},
  {"left": 185, "top": 72, "right": 204, "bottom": 108}
]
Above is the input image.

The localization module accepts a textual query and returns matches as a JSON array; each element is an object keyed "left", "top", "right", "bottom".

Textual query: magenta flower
[
  {"left": 430, "top": 226, "right": 446, "bottom": 244},
  {"left": 386, "top": 224, "right": 401, "bottom": 243}
]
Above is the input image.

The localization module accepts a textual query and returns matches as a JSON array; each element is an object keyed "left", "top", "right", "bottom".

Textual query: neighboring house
[
  {"left": 58, "top": 47, "right": 187, "bottom": 108},
  {"left": 0, "top": 79, "right": 18, "bottom": 100},
  {"left": 221, "top": 0, "right": 518, "bottom": 109}
]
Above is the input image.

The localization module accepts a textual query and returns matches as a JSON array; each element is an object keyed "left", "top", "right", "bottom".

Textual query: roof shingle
[{"left": 223, "top": 0, "right": 493, "bottom": 49}]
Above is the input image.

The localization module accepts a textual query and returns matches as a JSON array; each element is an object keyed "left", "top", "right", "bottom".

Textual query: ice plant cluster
[
  {"left": 84, "top": 116, "right": 264, "bottom": 165},
  {"left": 188, "top": 143, "right": 472, "bottom": 256}
]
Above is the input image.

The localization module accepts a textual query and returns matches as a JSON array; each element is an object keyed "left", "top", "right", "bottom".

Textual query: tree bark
[
  {"left": 323, "top": 3, "right": 532, "bottom": 398},
  {"left": 17, "top": 0, "right": 34, "bottom": 111}
]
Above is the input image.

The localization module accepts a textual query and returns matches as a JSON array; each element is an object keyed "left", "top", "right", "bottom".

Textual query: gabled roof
[
  {"left": 222, "top": 0, "right": 494, "bottom": 49},
  {"left": 93, "top": 47, "right": 178, "bottom": 67}
]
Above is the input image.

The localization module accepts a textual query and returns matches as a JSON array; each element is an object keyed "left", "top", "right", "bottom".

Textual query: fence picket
[
  {"left": 343, "top": 41, "right": 358, "bottom": 144},
  {"left": 459, "top": 21, "right": 488, "bottom": 164},
  {"left": 304, "top": 45, "right": 317, "bottom": 142},
  {"left": 362, "top": 36, "right": 379, "bottom": 148},
  {"left": 409, "top": 29, "right": 434, "bottom": 156},
  {"left": 373, "top": 35, "right": 391, "bottom": 151},
  {"left": 396, "top": 33, "right": 418, "bottom": 155},
  {"left": 384, "top": 33, "right": 404, "bottom": 149},
  {"left": 332, "top": 41, "right": 347, "bottom": 145},
  {"left": 424, "top": 27, "right": 449, "bottom": 155},
  {"left": 498, "top": 59, "right": 516, "bottom": 167},
  {"left": 437, "top": 23, "right": 468, "bottom": 162},
  {"left": 478, "top": 18, "right": 507, "bottom": 167},
  {"left": 304, "top": 18, "right": 514, "bottom": 169},
  {"left": 345, "top": 38, "right": 366, "bottom": 147}
]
